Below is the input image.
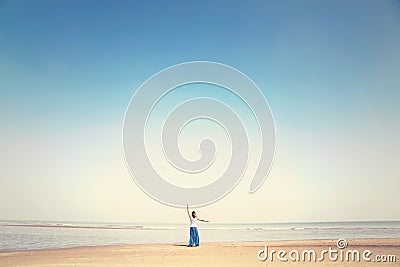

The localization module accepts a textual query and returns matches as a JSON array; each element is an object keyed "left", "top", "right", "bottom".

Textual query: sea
[{"left": 0, "top": 220, "right": 399, "bottom": 251}]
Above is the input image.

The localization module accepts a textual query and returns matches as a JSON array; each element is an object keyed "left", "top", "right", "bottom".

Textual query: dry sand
[{"left": 0, "top": 238, "right": 399, "bottom": 267}]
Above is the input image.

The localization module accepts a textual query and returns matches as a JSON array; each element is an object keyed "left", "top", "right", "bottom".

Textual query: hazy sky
[{"left": 1, "top": 0, "right": 399, "bottom": 223}]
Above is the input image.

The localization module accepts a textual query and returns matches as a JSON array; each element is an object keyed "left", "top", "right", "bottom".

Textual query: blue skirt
[{"left": 189, "top": 226, "right": 199, "bottom": 246}]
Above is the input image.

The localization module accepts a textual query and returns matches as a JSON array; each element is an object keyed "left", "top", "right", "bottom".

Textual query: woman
[{"left": 186, "top": 204, "right": 209, "bottom": 247}]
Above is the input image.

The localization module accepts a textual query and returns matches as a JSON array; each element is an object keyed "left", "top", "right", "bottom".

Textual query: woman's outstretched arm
[{"left": 197, "top": 217, "right": 210, "bottom": 222}]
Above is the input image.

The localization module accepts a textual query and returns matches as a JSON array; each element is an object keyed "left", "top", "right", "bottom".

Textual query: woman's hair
[{"left": 191, "top": 211, "right": 196, "bottom": 218}]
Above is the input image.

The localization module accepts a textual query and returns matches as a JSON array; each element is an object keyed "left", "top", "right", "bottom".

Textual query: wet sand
[{"left": 0, "top": 238, "right": 399, "bottom": 266}]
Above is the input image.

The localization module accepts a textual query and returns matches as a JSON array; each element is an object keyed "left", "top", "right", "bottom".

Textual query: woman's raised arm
[{"left": 186, "top": 204, "right": 191, "bottom": 219}]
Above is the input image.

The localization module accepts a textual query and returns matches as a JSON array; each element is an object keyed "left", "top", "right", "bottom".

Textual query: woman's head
[{"left": 191, "top": 211, "right": 196, "bottom": 218}]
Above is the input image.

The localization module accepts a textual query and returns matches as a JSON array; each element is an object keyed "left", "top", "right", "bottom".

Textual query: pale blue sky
[{"left": 0, "top": 0, "right": 399, "bottom": 222}]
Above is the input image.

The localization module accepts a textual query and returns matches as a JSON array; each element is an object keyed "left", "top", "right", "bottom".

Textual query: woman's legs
[{"left": 189, "top": 227, "right": 200, "bottom": 246}]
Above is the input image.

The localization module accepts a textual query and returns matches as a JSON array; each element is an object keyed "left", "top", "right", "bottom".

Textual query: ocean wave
[
  {"left": 1, "top": 221, "right": 400, "bottom": 232},
  {"left": 0, "top": 222, "right": 144, "bottom": 230}
]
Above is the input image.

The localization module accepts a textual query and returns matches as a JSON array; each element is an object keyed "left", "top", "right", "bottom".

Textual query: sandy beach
[{"left": 0, "top": 238, "right": 398, "bottom": 267}]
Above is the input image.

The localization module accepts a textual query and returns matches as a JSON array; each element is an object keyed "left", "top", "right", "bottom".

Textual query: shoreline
[
  {"left": 1, "top": 238, "right": 399, "bottom": 266},
  {"left": 1, "top": 237, "right": 399, "bottom": 253}
]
